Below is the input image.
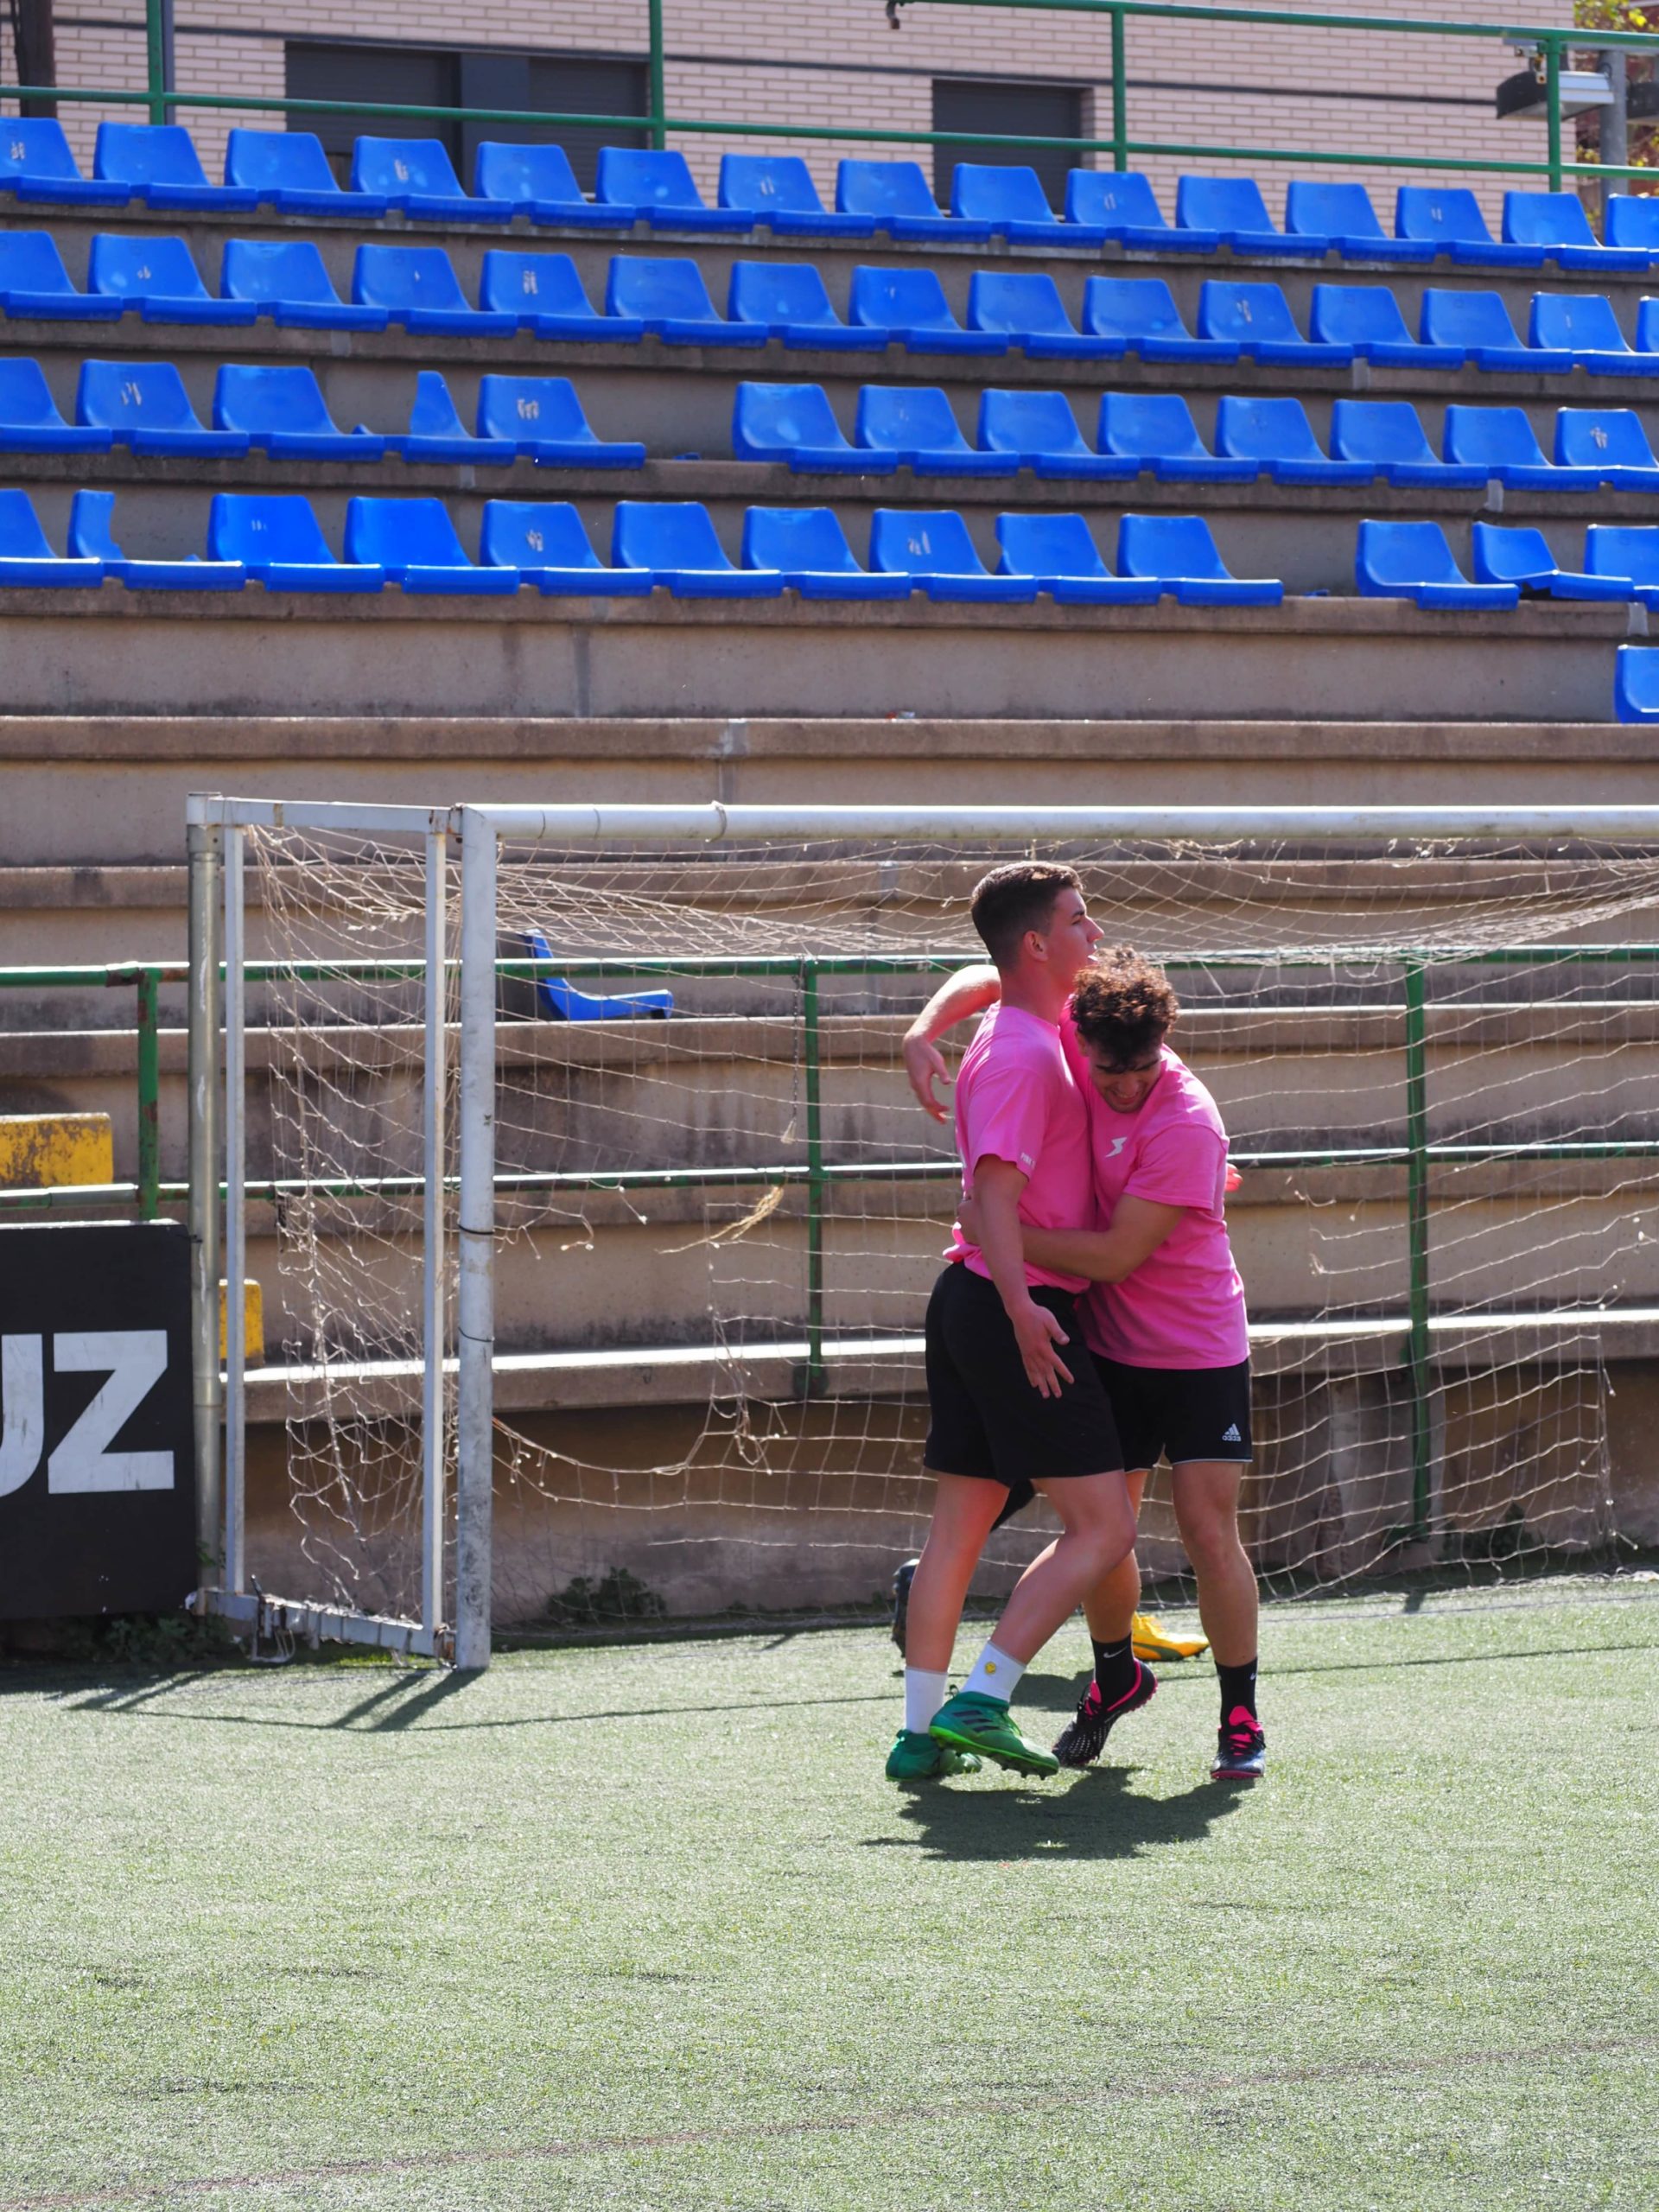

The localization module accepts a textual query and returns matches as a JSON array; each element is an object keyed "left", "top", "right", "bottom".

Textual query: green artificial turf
[{"left": 1, "top": 1578, "right": 1656, "bottom": 2211}]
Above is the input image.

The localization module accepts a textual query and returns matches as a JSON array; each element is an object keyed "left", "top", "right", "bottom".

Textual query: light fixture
[{"left": 1497, "top": 43, "right": 1614, "bottom": 120}]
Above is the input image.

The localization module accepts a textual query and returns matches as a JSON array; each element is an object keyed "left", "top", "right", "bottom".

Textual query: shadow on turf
[{"left": 873, "top": 1759, "right": 1247, "bottom": 1861}]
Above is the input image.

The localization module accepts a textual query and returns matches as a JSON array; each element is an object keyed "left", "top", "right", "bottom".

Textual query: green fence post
[
  {"left": 144, "top": 0, "right": 168, "bottom": 128},
  {"left": 1544, "top": 34, "right": 1563, "bottom": 193},
  {"left": 136, "top": 965, "right": 160, "bottom": 1220},
  {"left": 1110, "top": 4, "right": 1128, "bottom": 172},
  {"left": 1402, "top": 957, "right": 1432, "bottom": 1541},
  {"left": 648, "top": 0, "right": 667, "bottom": 153},
  {"left": 803, "top": 959, "right": 826, "bottom": 1395}
]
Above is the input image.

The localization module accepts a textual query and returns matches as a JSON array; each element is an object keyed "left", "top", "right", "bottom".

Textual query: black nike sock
[
  {"left": 1217, "top": 1657, "right": 1259, "bottom": 1723},
  {"left": 1091, "top": 1634, "right": 1138, "bottom": 1703}
]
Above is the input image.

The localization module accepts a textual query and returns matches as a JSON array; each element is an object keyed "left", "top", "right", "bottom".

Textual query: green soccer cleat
[
  {"left": 886, "top": 1727, "right": 982, "bottom": 1781},
  {"left": 928, "top": 1691, "right": 1059, "bottom": 1778}
]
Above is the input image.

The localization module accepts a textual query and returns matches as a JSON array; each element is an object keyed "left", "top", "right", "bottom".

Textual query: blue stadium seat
[
  {"left": 225, "top": 128, "right": 390, "bottom": 219},
  {"left": 1605, "top": 194, "right": 1659, "bottom": 259},
  {"left": 1396, "top": 187, "right": 1545, "bottom": 267},
  {"left": 607, "top": 256, "right": 767, "bottom": 346},
  {"left": 0, "top": 232, "right": 122, "bottom": 320},
  {"left": 993, "top": 511, "right": 1160, "bottom": 605},
  {"left": 836, "top": 159, "right": 988, "bottom": 243},
  {"left": 344, "top": 497, "right": 521, "bottom": 594},
  {"left": 0, "top": 118, "right": 130, "bottom": 206},
  {"left": 207, "top": 493, "right": 383, "bottom": 591},
  {"left": 1441, "top": 404, "right": 1602, "bottom": 492},
  {"left": 1355, "top": 518, "right": 1517, "bottom": 609},
  {"left": 380, "top": 371, "right": 517, "bottom": 467},
  {"left": 1529, "top": 291, "right": 1658, "bottom": 377},
  {"left": 220, "top": 238, "right": 388, "bottom": 332},
  {"left": 1117, "top": 512, "right": 1281, "bottom": 605},
  {"left": 1614, "top": 644, "right": 1659, "bottom": 722},
  {"left": 480, "top": 251, "right": 643, "bottom": 341},
  {"left": 1418, "top": 287, "right": 1569, "bottom": 374},
  {"left": 1470, "top": 519, "right": 1634, "bottom": 601},
  {"left": 1308, "top": 281, "right": 1461, "bottom": 370},
  {"left": 597, "top": 149, "right": 749, "bottom": 232},
  {"left": 353, "top": 245, "right": 517, "bottom": 336},
  {"left": 1065, "top": 169, "right": 1217, "bottom": 252},
  {"left": 214, "top": 365, "right": 386, "bottom": 461},
  {"left": 1555, "top": 406, "right": 1659, "bottom": 489},
  {"left": 0, "top": 487, "right": 103, "bottom": 585},
  {"left": 967, "top": 270, "right": 1109, "bottom": 359},
  {"left": 1177, "top": 175, "right": 1312, "bottom": 256},
  {"left": 976, "top": 389, "right": 1135, "bottom": 480},
  {"left": 741, "top": 505, "right": 911, "bottom": 598},
  {"left": 846, "top": 266, "right": 1003, "bottom": 354},
  {"left": 1097, "top": 392, "right": 1255, "bottom": 482},
  {"left": 1214, "top": 394, "right": 1371, "bottom": 486},
  {"left": 856, "top": 385, "right": 1017, "bottom": 476},
  {"left": 68, "top": 487, "right": 244, "bottom": 589},
  {"left": 951, "top": 163, "right": 1103, "bottom": 245},
  {"left": 868, "top": 508, "right": 1035, "bottom": 601},
  {"left": 474, "top": 141, "right": 632, "bottom": 227},
  {"left": 0, "top": 357, "right": 111, "bottom": 453},
  {"left": 612, "top": 501, "right": 782, "bottom": 595},
  {"left": 92, "top": 122, "right": 258, "bottom": 213},
  {"left": 352, "top": 137, "right": 513, "bottom": 223},
  {"left": 522, "top": 930, "right": 674, "bottom": 1020},
  {"left": 718, "top": 154, "right": 874, "bottom": 238},
  {"left": 77, "top": 358, "right": 245, "bottom": 455},
  {"left": 1080, "top": 276, "right": 1237, "bottom": 362},
  {"left": 1634, "top": 299, "right": 1659, "bottom": 357},
  {"left": 1586, "top": 526, "right": 1659, "bottom": 605},
  {"left": 476, "top": 373, "right": 645, "bottom": 467},
  {"left": 728, "top": 261, "right": 886, "bottom": 351},
  {"left": 480, "top": 499, "right": 656, "bottom": 594},
  {"left": 733, "top": 382, "right": 895, "bottom": 473},
  {"left": 1329, "top": 399, "right": 1486, "bottom": 487},
  {"left": 1285, "top": 180, "right": 1434, "bottom": 264},
  {"left": 1502, "top": 189, "right": 1647, "bottom": 275},
  {"left": 87, "top": 233, "right": 257, "bottom": 327},
  {"left": 1196, "top": 278, "right": 1351, "bottom": 365}
]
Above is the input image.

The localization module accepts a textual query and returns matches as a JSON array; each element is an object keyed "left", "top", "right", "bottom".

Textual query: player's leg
[
  {"left": 1164, "top": 1357, "right": 1262, "bottom": 1781},
  {"left": 887, "top": 1470, "right": 1007, "bottom": 1779},
  {"left": 1052, "top": 1468, "right": 1159, "bottom": 1768},
  {"left": 891, "top": 1476, "right": 1033, "bottom": 1656}
]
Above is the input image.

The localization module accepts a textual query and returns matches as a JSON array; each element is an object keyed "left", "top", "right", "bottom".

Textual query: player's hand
[
  {"left": 902, "top": 1029, "right": 951, "bottom": 1122},
  {"left": 1011, "top": 1297, "right": 1073, "bottom": 1398}
]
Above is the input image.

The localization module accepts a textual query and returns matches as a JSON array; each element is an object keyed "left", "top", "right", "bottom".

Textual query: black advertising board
[{"left": 0, "top": 1222, "right": 197, "bottom": 1619}]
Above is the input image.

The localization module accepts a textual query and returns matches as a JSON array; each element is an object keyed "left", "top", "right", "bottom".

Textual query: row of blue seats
[
  {"left": 7, "top": 119, "right": 1659, "bottom": 273},
  {"left": 1357, "top": 518, "right": 1659, "bottom": 607}
]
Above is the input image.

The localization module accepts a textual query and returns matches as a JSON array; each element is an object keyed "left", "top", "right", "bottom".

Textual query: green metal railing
[{"left": 2, "top": 0, "right": 1656, "bottom": 198}]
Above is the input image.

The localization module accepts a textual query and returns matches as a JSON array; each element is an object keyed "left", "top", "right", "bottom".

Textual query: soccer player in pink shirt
[
  {"left": 906, "top": 944, "right": 1265, "bottom": 1784},
  {"left": 889, "top": 864, "right": 1140, "bottom": 1783}
]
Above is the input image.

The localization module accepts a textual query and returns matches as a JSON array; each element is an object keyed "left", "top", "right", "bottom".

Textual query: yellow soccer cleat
[{"left": 1132, "top": 1611, "right": 1209, "bottom": 1662}]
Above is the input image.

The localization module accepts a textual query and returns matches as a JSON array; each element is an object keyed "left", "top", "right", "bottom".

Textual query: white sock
[
  {"left": 903, "top": 1667, "right": 949, "bottom": 1735},
  {"left": 963, "top": 1641, "right": 1025, "bottom": 1703}
]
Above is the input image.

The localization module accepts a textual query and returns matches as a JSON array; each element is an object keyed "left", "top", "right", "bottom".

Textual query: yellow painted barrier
[
  {"left": 218, "top": 1280, "right": 265, "bottom": 1365},
  {"left": 0, "top": 1113, "right": 114, "bottom": 1190}
]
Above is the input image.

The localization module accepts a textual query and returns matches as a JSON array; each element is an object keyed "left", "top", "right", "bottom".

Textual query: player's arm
[
  {"left": 971, "top": 1155, "right": 1076, "bottom": 1399},
  {"left": 958, "top": 1191, "right": 1185, "bottom": 1283},
  {"left": 901, "top": 963, "right": 1002, "bottom": 1122}
]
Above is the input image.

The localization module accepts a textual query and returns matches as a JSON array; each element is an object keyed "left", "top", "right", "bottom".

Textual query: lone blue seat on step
[
  {"left": 225, "top": 128, "right": 389, "bottom": 219},
  {"left": 976, "top": 389, "right": 1135, "bottom": 480},
  {"left": 951, "top": 163, "right": 1103, "bottom": 246},
  {"left": 741, "top": 506, "right": 912, "bottom": 598},
  {"left": 1356, "top": 518, "right": 1517, "bottom": 609},
  {"left": 1396, "top": 188, "right": 1544, "bottom": 268},
  {"left": 523, "top": 930, "right": 673, "bottom": 1020},
  {"left": 474, "top": 142, "right": 632, "bottom": 227},
  {"left": 847, "top": 266, "right": 1002, "bottom": 354},
  {"left": 1117, "top": 512, "right": 1281, "bottom": 604},
  {"left": 857, "top": 385, "right": 1017, "bottom": 476},
  {"left": 1065, "top": 170, "right": 1216, "bottom": 251},
  {"left": 77, "top": 358, "right": 244, "bottom": 455},
  {"left": 353, "top": 245, "right": 516, "bottom": 336},
  {"left": 598, "top": 149, "right": 748, "bottom": 231},
  {"left": 1502, "top": 189, "right": 1647, "bottom": 275},
  {"left": 1441, "top": 404, "right": 1602, "bottom": 492},
  {"left": 1308, "top": 282, "right": 1460, "bottom": 370},
  {"left": 1214, "top": 394, "right": 1372, "bottom": 486},
  {"left": 613, "top": 501, "right": 782, "bottom": 595},
  {"left": 0, "top": 487, "right": 103, "bottom": 585},
  {"left": 1419, "top": 287, "right": 1569, "bottom": 373},
  {"left": 215, "top": 365, "right": 386, "bottom": 461},
  {"left": 1614, "top": 645, "right": 1659, "bottom": 723},
  {"left": 1529, "top": 291, "right": 1659, "bottom": 376},
  {"left": 869, "top": 508, "right": 1035, "bottom": 601},
  {"left": 378, "top": 371, "right": 517, "bottom": 467},
  {"left": 1586, "top": 526, "right": 1659, "bottom": 605},
  {"left": 344, "top": 497, "right": 521, "bottom": 594},
  {"left": 1081, "top": 276, "right": 1237, "bottom": 362},
  {"left": 1329, "top": 399, "right": 1485, "bottom": 487},
  {"left": 1098, "top": 391, "right": 1255, "bottom": 482},
  {"left": 967, "top": 270, "right": 1109, "bottom": 359},
  {"left": 607, "top": 256, "right": 768, "bottom": 346},
  {"left": 1285, "top": 180, "right": 1434, "bottom": 264},
  {"left": 88, "top": 233, "right": 257, "bottom": 326},
  {"left": 0, "top": 232, "right": 122, "bottom": 320},
  {"left": 0, "top": 118, "right": 130, "bottom": 207},
  {"left": 220, "top": 238, "right": 389, "bottom": 332},
  {"left": 476, "top": 373, "right": 645, "bottom": 466},
  {"left": 733, "top": 382, "right": 895, "bottom": 474},
  {"left": 1177, "top": 175, "right": 1313, "bottom": 256},
  {"left": 480, "top": 499, "right": 655, "bottom": 593},
  {"left": 480, "top": 251, "right": 643, "bottom": 340},
  {"left": 1555, "top": 406, "right": 1659, "bottom": 488},
  {"left": 718, "top": 154, "right": 874, "bottom": 238},
  {"left": 352, "top": 137, "right": 513, "bottom": 223},
  {"left": 1605, "top": 194, "right": 1659, "bottom": 258},
  {"left": 1470, "top": 520, "right": 1634, "bottom": 601},
  {"left": 837, "top": 159, "right": 988, "bottom": 243},
  {"left": 728, "top": 262, "right": 885, "bottom": 351},
  {"left": 0, "top": 357, "right": 112, "bottom": 453},
  {"left": 92, "top": 122, "right": 258, "bottom": 213},
  {"left": 994, "top": 511, "right": 1160, "bottom": 605},
  {"left": 1197, "top": 279, "right": 1351, "bottom": 365},
  {"left": 68, "top": 487, "right": 244, "bottom": 589},
  {"left": 1632, "top": 299, "right": 1659, "bottom": 356},
  {"left": 207, "top": 493, "right": 383, "bottom": 591}
]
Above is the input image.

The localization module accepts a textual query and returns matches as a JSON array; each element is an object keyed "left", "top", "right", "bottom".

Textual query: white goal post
[{"left": 186, "top": 797, "right": 1659, "bottom": 1669}]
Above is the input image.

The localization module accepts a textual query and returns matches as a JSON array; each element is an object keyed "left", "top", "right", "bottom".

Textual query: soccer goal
[{"left": 186, "top": 796, "right": 1659, "bottom": 1669}]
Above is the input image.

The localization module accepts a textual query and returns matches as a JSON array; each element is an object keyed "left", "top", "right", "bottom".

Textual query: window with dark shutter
[{"left": 931, "top": 77, "right": 1085, "bottom": 211}]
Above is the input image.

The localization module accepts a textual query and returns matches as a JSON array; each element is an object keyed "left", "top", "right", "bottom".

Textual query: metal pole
[
  {"left": 1110, "top": 4, "right": 1128, "bottom": 171},
  {"left": 648, "top": 0, "right": 667, "bottom": 153},
  {"left": 1402, "top": 958, "right": 1432, "bottom": 1542},
  {"left": 803, "top": 960, "right": 825, "bottom": 1395},
  {"left": 143, "top": 0, "right": 168, "bottom": 127},
  {"left": 1544, "top": 34, "right": 1564, "bottom": 194},
  {"left": 187, "top": 822, "right": 222, "bottom": 1586},
  {"left": 135, "top": 967, "right": 160, "bottom": 1223},
  {"left": 422, "top": 829, "right": 448, "bottom": 1649},
  {"left": 454, "top": 808, "right": 497, "bottom": 1672},
  {"left": 1602, "top": 47, "right": 1629, "bottom": 221},
  {"left": 222, "top": 826, "right": 246, "bottom": 1593}
]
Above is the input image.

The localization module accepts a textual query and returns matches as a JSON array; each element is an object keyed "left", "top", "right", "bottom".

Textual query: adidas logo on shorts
[{"left": 1221, "top": 1423, "right": 1242, "bottom": 1443}]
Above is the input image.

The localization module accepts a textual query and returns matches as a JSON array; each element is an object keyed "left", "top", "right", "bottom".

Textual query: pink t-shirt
[
  {"left": 944, "top": 1003, "right": 1095, "bottom": 1294},
  {"left": 1062, "top": 1031, "right": 1249, "bottom": 1369}
]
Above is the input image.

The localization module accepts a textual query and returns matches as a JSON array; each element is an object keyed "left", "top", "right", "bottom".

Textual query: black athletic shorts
[
  {"left": 1092, "top": 1355, "right": 1254, "bottom": 1471},
  {"left": 923, "top": 1262, "right": 1123, "bottom": 1490}
]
